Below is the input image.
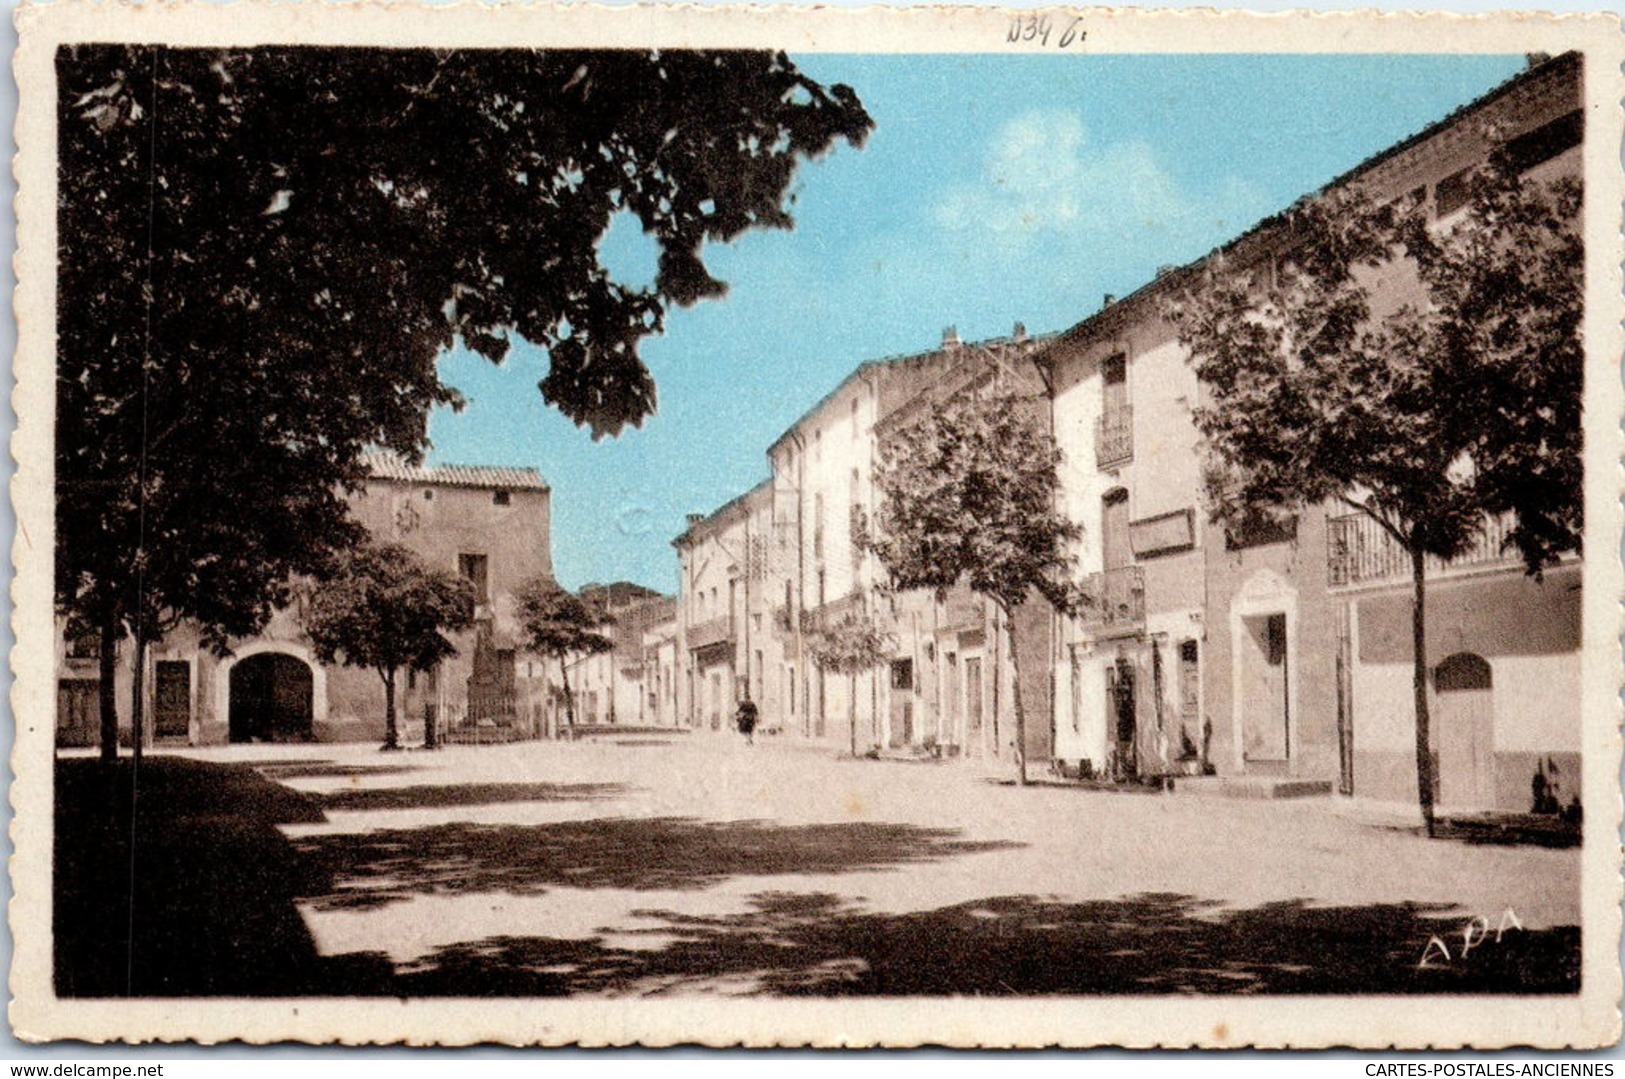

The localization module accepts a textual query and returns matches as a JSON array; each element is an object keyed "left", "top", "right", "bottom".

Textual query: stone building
[
  {"left": 569, "top": 582, "right": 677, "bottom": 728},
  {"left": 55, "top": 453, "right": 552, "bottom": 747},
  {"left": 1038, "top": 51, "right": 1584, "bottom": 810}
]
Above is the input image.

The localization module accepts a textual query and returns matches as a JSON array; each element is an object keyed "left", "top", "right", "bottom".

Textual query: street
[{"left": 56, "top": 735, "right": 1581, "bottom": 997}]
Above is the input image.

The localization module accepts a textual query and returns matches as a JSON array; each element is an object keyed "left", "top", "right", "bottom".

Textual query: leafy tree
[
  {"left": 55, "top": 45, "right": 872, "bottom": 759},
  {"left": 1173, "top": 153, "right": 1581, "bottom": 835},
  {"left": 516, "top": 578, "right": 614, "bottom": 729},
  {"left": 303, "top": 543, "right": 476, "bottom": 751},
  {"left": 807, "top": 609, "right": 893, "bottom": 757},
  {"left": 872, "top": 382, "right": 1081, "bottom": 785}
]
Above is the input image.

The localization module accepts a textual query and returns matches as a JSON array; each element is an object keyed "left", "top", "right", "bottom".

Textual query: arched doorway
[
  {"left": 229, "top": 653, "right": 315, "bottom": 743},
  {"left": 1434, "top": 652, "right": 1494, "bottom": 809}
]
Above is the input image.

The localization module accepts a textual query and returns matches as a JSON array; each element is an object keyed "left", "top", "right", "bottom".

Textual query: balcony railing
[
  {"left": 799, "top": 592, "right": 864, "bottom": 634},
  {"left": 686, "top": 615, "right": 733, "bottom": 650},
  {"left": 1327, "top": 511, "right": 1518, "bottom": 588},
  {"left": 1095, "top": 406, "right": 1133, "bottom": 468},
  {"left": 1076, "top": 565, "right": 1145, "bottom": 635}
]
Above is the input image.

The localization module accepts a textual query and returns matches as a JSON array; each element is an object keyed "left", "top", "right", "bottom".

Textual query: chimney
[
  {"left": 685, "top": 513, "right": 704, "bottom": 527},
  {"left": 1156, "top": 265, "right": 1177, "bottom": 278},
  {"left": 942, "top": 325, "right": 960, "bottom": 349},
  {"left": 1102, "top": 294, "right": 1116, "bottom": 308},
  {"left": 1012, "top": 321, "right": 1027, "bottom": 343}
]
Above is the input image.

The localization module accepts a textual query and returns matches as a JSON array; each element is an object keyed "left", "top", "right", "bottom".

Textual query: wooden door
[
  {"left": 1102, "top": 490, "right": 1131, "bottom": 571},
  {"left": 964, "top": 656, "right": 984, "bottom": 755},
  {"left": 1435, "top": 653, "right": 1494, "bottom": 808},
  {"left": 153, "top": 660, "right": 191, "bottom": 739},
  {"left": 1241, "top": 613, "right": 1289, "bottom": 762},
  {"left": 56, "top": 679, "right": 99, "bottom": 748}
]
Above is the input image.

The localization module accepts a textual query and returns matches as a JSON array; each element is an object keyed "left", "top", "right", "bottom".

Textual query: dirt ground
[{"left": 55, "top": 735, "right": 1582, "bottom": 996}]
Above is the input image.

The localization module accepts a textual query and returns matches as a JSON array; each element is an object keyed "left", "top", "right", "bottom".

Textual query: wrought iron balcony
[
  {"left": 1095, "top": 406, "right": 1133, "bottom": 468},
  {"left": 1326, "top": 511, "right": 1519, "bottom": 588},
  {"left": 799, "top": 592, "right": 864, "bottom": 634},
  {"left": 686, "top": 615, "right": 733, "bottom": 651},
  {"left": 1076, "top": 565, "right": 1145, "bottom": 635}
]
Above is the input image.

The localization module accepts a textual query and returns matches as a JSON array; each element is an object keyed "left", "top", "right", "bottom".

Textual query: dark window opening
[
  {"left": 1506, "top": 111, "right": 1582, "bottom": 175},
  {"left": 1434, "top": 168, "right": 1472, "bottom": 217},
  {"left": 1225, "top": 512, "right": 1298, "bottom": 551},
  {"left": 891, "top": 658, "right": 914, "bottom": 691},
  {"left": 66, "top": 631, "right": 100, "bottom": 659},
  {"left": 458, "top": 553, "right": 490, "bottom": 603},
  {"left": 493, "top": 489, "right": 511, "bottom": 506}
]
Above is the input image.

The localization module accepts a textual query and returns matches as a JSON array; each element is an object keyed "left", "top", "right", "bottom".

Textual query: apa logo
[{"left": 1417, "top": 909, "right": 1523, "bottom": 968}]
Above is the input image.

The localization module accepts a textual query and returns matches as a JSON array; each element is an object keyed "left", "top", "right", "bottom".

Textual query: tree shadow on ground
[
  {"left": 365, "top": 891, "right": 1579, "bottom": 998},
  {"left": 291, "top": 818, "right": 1020, "bottom": 912},
  {"left": 55, "top": 757, "right": 334, "bottom": 996},
  {"left": 316, "top": 781, "right": 631, "bottom": 813},
  {"left": 251, "top": 761, "right": 424, "bottom": 781},
  {"left": 1366, "top": 813, "right": 1581, "bottom": 849},
  {"left": 55, "top": 757, "right": 1579, "bottom": 999},
  {"left": 1434, "top": 814, "right": 1581, "bottom": 849}
]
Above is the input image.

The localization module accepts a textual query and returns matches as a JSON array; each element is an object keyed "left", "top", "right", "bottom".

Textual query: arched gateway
[{"left": 229, "top": 652, "right": 315, "bottom": 743}]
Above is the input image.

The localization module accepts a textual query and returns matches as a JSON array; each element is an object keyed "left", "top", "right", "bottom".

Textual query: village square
[{"left": 47, "top": 44, "right": 1589, "bottom": 999}]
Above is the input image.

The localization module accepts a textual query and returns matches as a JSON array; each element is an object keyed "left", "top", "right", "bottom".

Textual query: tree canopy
[
  {"left": 1174, "top": 156, "right": 1581, "bottom": 573},
  {"left": 872, "top": 378, "right": 1079, "bottom": 782},
  {"left": 807, "top": 609, "right": 892, "bottom": 756},
  {"left": 1173, "top": 150, "right": 1582, "bottom": 832},
  {"left": 872, "top": 384, "right": 1080, "bottom": 615},
  {"left": 56, "top": 45, "right": 871, "bottom": 754},
  {"left": 515, "top": 577, "right": 614, "bottom": 727},
  {"left": 303, "top": 542, "right": 475, "bottom": 749}
]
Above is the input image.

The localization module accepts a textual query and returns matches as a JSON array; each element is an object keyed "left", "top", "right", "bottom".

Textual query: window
[
  {"left": 1224, "top": 512, "right": 1298, "bottom": 551},
  {"left": 423, "top": 488, "right": 434, "bottom": 501},
  {"left": 1506, "top": 111, "right": 1582, "bottom": 175},
  {"left": 891, "top": 658, "right": 914, "bottom": 691},
  {"left": 1179, "top": 640, "right": 1200, "bottom": 719},
  {"left": 458, "top": 553, "right": 490, "bottom": 603},
  {"left": 1434, "top": 168, "right": 1472, "bottom": 217},
  {"left": 493, "top": 490, "right": 511, "bottom": 506},
  {"left": 1102, "top": 354, "right": 1127, "bottom": 413},
  {"left": 66, "top": 630, "right": 100, "bottom": 659},
  {"left": 1096, "top": 355, "right": 1132, "bottom": 468}
]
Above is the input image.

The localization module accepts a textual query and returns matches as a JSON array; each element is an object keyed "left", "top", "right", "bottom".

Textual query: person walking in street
[{"left": 735, "top": 698, "right": 759, "bottom": 745}]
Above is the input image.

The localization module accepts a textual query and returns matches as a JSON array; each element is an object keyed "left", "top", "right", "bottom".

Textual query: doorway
[
  {"left": 964, "top": 655, "right": 983, "bottom": 755},
  {"left": 1108, "top": 657, "right": 1136, "bottom": 778},
  {"left": 229, "top": 653, "right": 314, "bottom": 743},
  {"left": 153, "top": 660, "right": 191, "bottom": 740},
  {"left": 1240, "top": 612, "right": 1289, "bottom": 763},
  {"left": 1434, "top": 653, "right": 1494, "bottom": 808}
]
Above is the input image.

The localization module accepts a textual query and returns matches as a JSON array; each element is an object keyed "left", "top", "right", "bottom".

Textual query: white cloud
[{"left": 933, "top": 109, "right": 1259, "bottom": 254}]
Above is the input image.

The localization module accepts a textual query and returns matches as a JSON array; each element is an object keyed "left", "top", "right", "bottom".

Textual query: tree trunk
[
  {"left": 1410, "top": 544, "right": 1436, "bottom": 838},
  {"left": 559, "top": 657, "right": 576, "bottom": 728},
  {"left": 381, "top": 670, "right": 399, "bottom": 751},
  {"left": 422, "top": 692, "right": 438, "bottom": 750},
  {"left": 129, "top": 636, "right": 147, "bottom": 765},
  {"left": 98, "top": 614, "right": 119, "bottom": 763},
  {"left": 1002, "top": 604, "right": 1029, "bottom": 787},
  {"left": 849, "top": 671, "right": 858, "bottom": 758}
]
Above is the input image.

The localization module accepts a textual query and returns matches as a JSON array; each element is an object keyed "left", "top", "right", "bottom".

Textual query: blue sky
[{"left": 426, "top": 53, "right": 1527, "bottom": 593}]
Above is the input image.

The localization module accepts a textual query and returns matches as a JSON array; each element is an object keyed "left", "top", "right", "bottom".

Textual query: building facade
[
  {"left": 56, "top": 454, "right": 553, "bottom": 747},
  {"left": 1039, "top": 52, "right": 1583, "bottom": 810},
  {"left": 570, "top": 583, "right": 677, "bottom": 729},
  {"left": 675, "top": 327, "right": 1054, "bottom": 763},
  {"left": 673, "top": 482, "right": 778, "bottom": 734}
]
